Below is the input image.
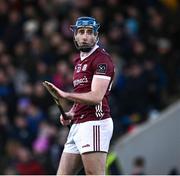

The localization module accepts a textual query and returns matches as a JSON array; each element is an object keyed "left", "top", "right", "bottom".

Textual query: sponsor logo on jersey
[
  {"left": 73, "top": 76, "right": 88, "bottom": 87},
  {"left": 96, "top": 63, "right": 107, "bottom": 74}
]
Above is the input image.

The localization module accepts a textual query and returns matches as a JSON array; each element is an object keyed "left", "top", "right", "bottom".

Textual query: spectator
[
  {"left": 131, "top": 156, "right": 146, "bottom": 175},
  {"left": 15, "top": 145, "right": 46, "bottom": 175}
]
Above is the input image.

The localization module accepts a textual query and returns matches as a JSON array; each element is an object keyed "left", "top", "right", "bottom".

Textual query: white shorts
[{"left": 63, "top": 118, "right": 113, "bottom": 154}]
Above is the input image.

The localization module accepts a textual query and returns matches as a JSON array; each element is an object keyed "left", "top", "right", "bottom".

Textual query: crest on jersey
[
  {"left": 76, "top": 64, "right": 82, "bottom": 73},
  {"left": 96, "top": 63, "right": 107, "bottom": 74},
  {"left": 82, "top": 64, "right": 87, "bottom": 71}
]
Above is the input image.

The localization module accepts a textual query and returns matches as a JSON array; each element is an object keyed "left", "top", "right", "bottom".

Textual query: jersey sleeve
[{"left": 92, "top": 53, "right": 114, "bottom": 79}]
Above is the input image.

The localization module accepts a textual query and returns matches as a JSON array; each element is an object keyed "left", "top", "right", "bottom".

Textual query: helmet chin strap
[{"left": 74, "top": 40, "right": 94, "bottom": 52}]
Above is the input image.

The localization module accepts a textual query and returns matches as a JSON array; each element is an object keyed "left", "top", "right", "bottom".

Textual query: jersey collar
[{"left": 80, "top": 44, "right": 99, "bottom": 61}]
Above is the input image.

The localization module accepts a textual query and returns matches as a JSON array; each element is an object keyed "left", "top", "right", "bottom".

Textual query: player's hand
[
  {"left": 43, "top": 81, "right": 66, "bottom": 99},
  {"left": 60, "top": 112, "right": 74, "bottom": 126}
]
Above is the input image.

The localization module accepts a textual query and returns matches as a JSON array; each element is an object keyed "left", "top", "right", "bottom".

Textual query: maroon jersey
[{"left": 72, "top": 47, "right": 114, "bottom": 123}]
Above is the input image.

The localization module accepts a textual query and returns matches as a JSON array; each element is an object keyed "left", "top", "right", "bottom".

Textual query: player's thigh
[
  {"left": 81, "top": 152, "right": 107, "bottom": 175},
  {"left": 76, "top": 118, "right": 113, "bottom": 154},
  {"left": 57, "top": 152, "right": 83, "bottom": 175}
]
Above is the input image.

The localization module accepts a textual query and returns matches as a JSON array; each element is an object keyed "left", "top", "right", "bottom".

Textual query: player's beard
[{"left": 74, "top": 40, "right": 95, "bottom": 52}]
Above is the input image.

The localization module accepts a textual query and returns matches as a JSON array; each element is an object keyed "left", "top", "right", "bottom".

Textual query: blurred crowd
[{"left": 0, "top": 0, "right": 180, "bottom": 174}]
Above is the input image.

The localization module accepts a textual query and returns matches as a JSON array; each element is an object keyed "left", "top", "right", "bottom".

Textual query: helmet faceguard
[{"left": 70, "top": 17, "right": 100, "bottom": 52}]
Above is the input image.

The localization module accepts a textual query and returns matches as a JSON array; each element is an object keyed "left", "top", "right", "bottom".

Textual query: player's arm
[
  {"left": 44, "top": 76, "right": 110, "bottom": 105},
  {"left": 64, "top": 76, "right": 110, "bottom": 105}
]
